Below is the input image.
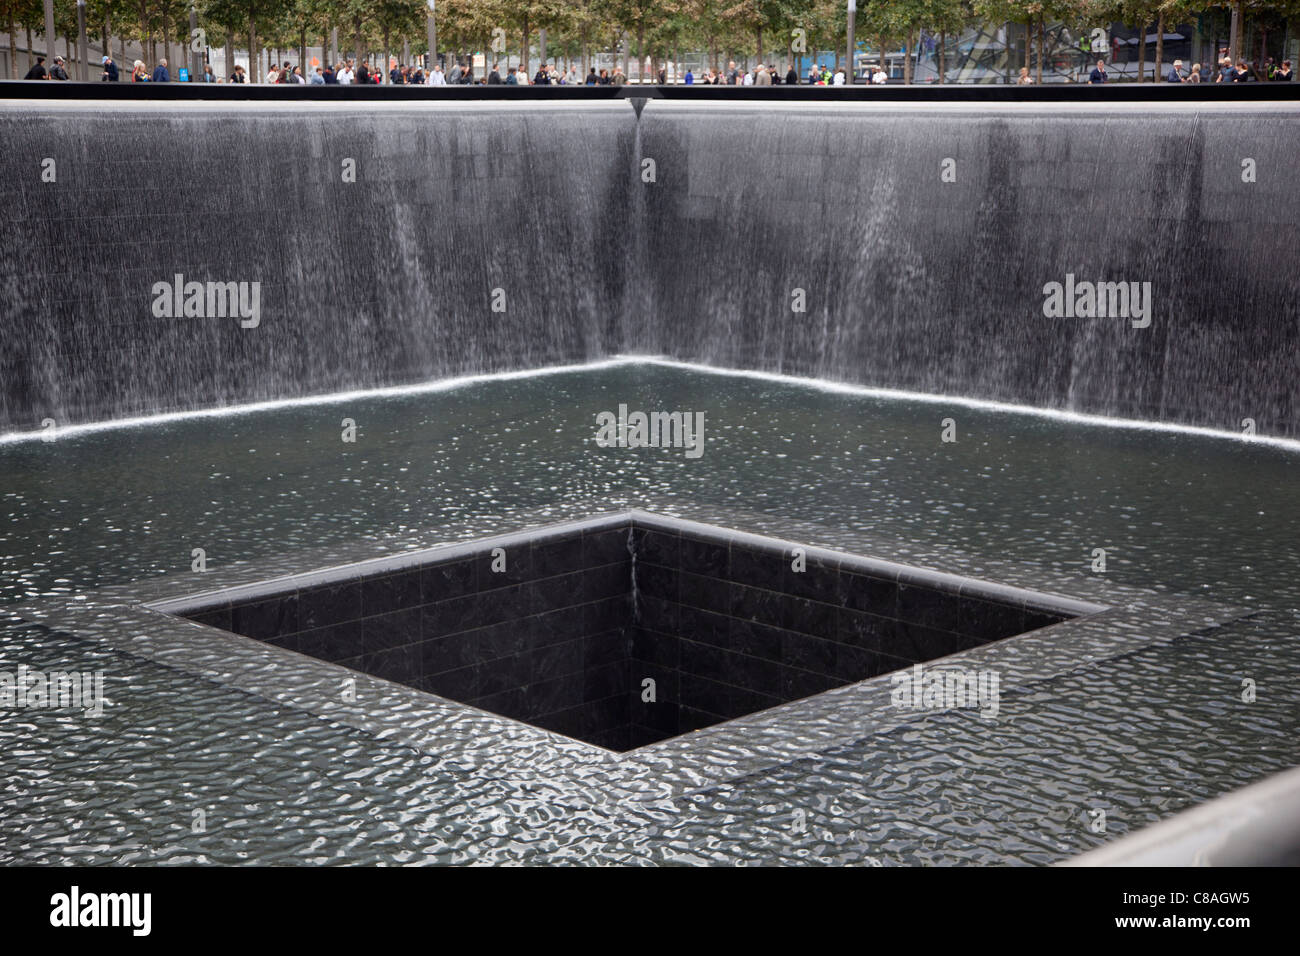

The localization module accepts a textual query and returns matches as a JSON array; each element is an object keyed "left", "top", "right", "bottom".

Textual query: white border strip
[
  {"left": 0, "top": 358, "right": 635, "bottom": 445},
  {"left": 628, "top": 356, "right": 1300, "bottom": 452},
  {"left": 2, "top": 354, "right": 1296, "bottom": 452}
]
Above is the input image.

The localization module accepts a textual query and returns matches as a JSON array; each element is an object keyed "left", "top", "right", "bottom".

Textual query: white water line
[{"left": 2, "top": 354, "right": 1297, "bottom": 452}]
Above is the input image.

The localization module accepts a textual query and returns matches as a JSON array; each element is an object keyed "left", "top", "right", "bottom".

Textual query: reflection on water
[{"left": 1, "top": 365, "right": 1297, "bottom": 864}]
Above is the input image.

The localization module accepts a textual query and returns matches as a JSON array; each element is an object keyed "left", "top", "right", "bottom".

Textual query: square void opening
[{"left": 169, "top": 513, "right": 1087, "bottom": 753}]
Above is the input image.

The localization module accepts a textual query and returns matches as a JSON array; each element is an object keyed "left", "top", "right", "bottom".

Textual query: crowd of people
[
  {"left": 18, "top": 50, "right": 1296, "bottom": 86},
  {"left": 1078, "top": 54, "right": 1292, "bottom": 84}
]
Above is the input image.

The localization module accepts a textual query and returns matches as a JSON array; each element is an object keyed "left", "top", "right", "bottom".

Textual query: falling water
[{"left": 2, "top": 97, "right": 1297, "bottom": 436}]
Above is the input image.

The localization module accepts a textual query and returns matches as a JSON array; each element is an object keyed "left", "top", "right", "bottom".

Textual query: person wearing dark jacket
[
  {"left": 1088, "top": 59, "right": 1107, "bottom": 83},
  {"left": 785, "top": 67, "right": 798, "bottom": 84},
  {"left": 152, "top": 59, "right": 170, "bottom": 82},
  {"left": 24, "top": 56, "right": 48, "bottom": 79},
  {"left": 487, "top": 63, "right": 502, "bottom": 84},
  {"left": 49, "top": 56, "right": 69, "bottom": 80},
  {"left": 101, "top": 56, "right": 119, "bottom": 81},
  {"left": 533, "top": 66, "right": 549, "bottom": 85},
  {"left": 322, "top": 65, "right": 337, "bottom": 83}
]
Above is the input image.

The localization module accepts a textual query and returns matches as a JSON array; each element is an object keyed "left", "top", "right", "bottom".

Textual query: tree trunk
[
  {"left": 522, "top": 18, "right": 529, "bottom": 74},
  {"left": 1156, "top": 11, "right": 1165, "bottom": 79},
  {"left": 227, "top": 24, "right": 234, "bottom": 80},
  {"left": 25, "top": 26, "right": 32, "bottom": 74},
  {"left": 354, "top": 19, "right": 362, "bottom": 65},
  {"left": 1036, "top": 13, "right": 1044, "bottom": 83},
  {"left": 1229, "top": 0, "right": 1241, "bottom": 64},
  {"left": 7, "top": 15, "right": 17, "bottom": 79},
  {"left": 636, "top": 22, "right": 644, "bottom": 81},
  {"left": 904, "top": 29, "right": 913, "bottom": 84},
  {"left": 756, "top": 21, "right": 763, "bottom": 65},
  {"left": 250, "top": 17, "right": 257, "bottom": 82},
  {"left": 1138, "top": 20, "right": 1147, "bottom": 81},
  {"left": 1024, "top": 20, "right": 1030, "bottom": 70},
  {"left": 938, "top": 30, "right": 945, "bottom": 83}
]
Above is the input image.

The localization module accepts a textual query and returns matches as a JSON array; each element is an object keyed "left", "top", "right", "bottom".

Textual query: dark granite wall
[
  {"left": 626, "top": 517, "right": 1068, "bottom": 747},
  {"left": 3, "top": 100, "right": 1299, "bottom": 436},
  {"left": 178, "top": 514, "right": 1073, "bottom": 752},
  {"left": 187, "top": 522, "right": 638, "bottom": 751}
]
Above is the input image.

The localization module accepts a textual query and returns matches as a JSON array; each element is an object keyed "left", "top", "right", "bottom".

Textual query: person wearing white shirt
[
  {"left": 833, "top": 68, "right": 845, "bottom": 85},
  {"left": 427, "top": 65, "right": 445, "bottom": 85},
  {"left": 742, "top": 69, "right": 753, "bottom": 85},
  {"left": 337, "top": 63, "right": 354, "bottom": 84}
]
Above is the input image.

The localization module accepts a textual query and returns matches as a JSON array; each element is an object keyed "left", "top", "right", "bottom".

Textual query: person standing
[
  {"left": 1017, "top": 66, "right": 1033, "bottom": 84},
  {"left": 131, "top": 59, "right": 149, "bottom": 81},
  {"left": 1166, "top": 59, "right": 1184, "bottom": 82},
  {"left": 755, "top": 63, "right": 771, "bottom": 86},
  {"left": 49, "top": 56, "right": 69, "bottom": 80},
  {"left": 24, "top": 55, "right": 48, "bottom": 79},
  {"left": 487, "top": 63, "right": 502, "bottom": 84},
  {"left": 1088, "top": 59, "right": 1107, "bottom": 83},
  {"left": 1186, "top": 62, "right": 1202, "bottom": 83},
  {"left": 427, "top": 64, "right": 445, "bottom": 85},
  {"left": 1276, "top": 60, "right": 1293, "bottom": 81},
  {"left": 101, "top": 55, "right": 119, "bottom": 81},
  {"left": 684, "top": 68, "right": 694, "bottom": 85},
  {"left": 533, "top": 63, "right": 549, "bottom": 85},
  {"left": 785, "top": 65, "right": 798, "bottom": 85},
  {"left": 337, "top": 61, "right": 354, "bottom": 84}
]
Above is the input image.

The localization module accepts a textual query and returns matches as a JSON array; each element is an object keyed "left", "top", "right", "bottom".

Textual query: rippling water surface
[{"left": 2, "top": 364, "right": 1297, "bottom": 864}]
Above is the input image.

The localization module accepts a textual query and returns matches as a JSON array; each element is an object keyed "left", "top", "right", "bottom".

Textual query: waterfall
[{"left": 2, "top": 98, "right": 1297, "bottom": 437}]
